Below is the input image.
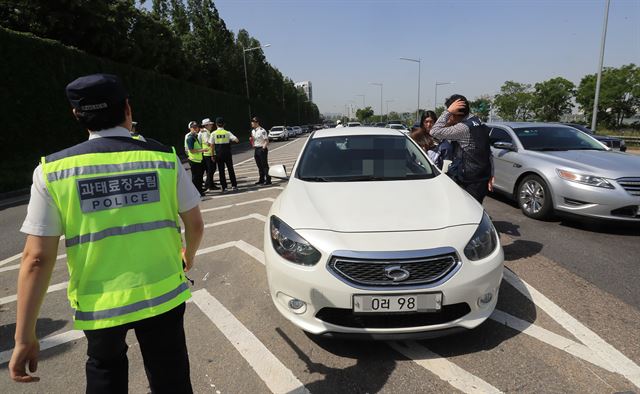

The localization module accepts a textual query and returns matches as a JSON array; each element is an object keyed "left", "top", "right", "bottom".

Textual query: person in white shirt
[
  {"left": 250, "top": 116, "right": 271, "bottom": 185},
  {"left": 200, "top": 118, "right": 219, "bottom": 190},
  {"left": 335, "top": 119, "right": 344, "bottom": 128}
]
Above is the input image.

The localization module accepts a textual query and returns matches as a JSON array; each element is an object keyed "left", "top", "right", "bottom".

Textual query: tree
[
  {"left": 470, "top": 95, "right": 492, "bottom": 121},
  {"left": 531, "top": 77, "right": 575, "bottom": 122},
  {"left": 355, "top": 106, "right": 374, "bottom": 122},
  {"left": 494, "top": 81, "right": 534, "bottom": 121},
  {"left": 576, "top": 64, "right": 639, "bottom": 128}
]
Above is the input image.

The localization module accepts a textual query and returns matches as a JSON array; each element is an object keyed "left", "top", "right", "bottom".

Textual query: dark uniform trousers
[
  {"left": 202, "top": 155, "right": 217, "bottom": 189},
  {"left": 188, "top": 160, "right": 205, "bottom": 195},
  {"left": 254, "top": 147, "right": 271, "bottom": 184},
  {"left": 83, "top": 303, "right": 192, "bottom": 394},
  {"left": 215, "top": 149, "right": 237, "bottom": 189}
]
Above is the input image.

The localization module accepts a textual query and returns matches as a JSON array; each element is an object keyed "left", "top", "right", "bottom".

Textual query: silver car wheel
[{"left": 520, "top": 180, "right": 545, "bottom": 214}]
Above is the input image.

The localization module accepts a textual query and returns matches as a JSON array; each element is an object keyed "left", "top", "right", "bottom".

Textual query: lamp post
[
  {"left": 242, "top": 43, "right": 271, "bottom": 121},
  {"left": 399, "top": 57, "right": 421, "bottom": 123},
  {"left": 434, "top": 81, "right": 454, "bottom": 111},
  {"left": 591, "top": 0, "right": 610, "bottom": 132},
  {"left": 369, "top": 82, "right": 383, "bottom": 122}
]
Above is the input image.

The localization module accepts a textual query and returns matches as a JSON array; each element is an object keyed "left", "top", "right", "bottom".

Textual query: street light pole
[
  {"left": 435, "top": 81, "right": 454, "bottom": 112},
  {"left": 369, "top": 82, "right": 383, "bottom": 122},
  {"left": 399, "top": 57, "right": 421, "bottom": 123},
  {"left": 591, "top": 0, "right": 610, "bottom": 132},
  {"left": 242, "top": 43, "right": 271, "bottom": 121}
]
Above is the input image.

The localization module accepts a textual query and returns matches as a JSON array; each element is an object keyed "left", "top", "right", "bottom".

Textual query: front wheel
[{"left": 517, "top": 175, "right": 553, "bottom": 220}]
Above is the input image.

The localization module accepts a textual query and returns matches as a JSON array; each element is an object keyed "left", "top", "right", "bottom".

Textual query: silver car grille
[
  {"left": 328, "top": 253, "right": 459, "bottom": 287},
  {"left": 617, "top": 177, "right": 640, "bottom": 196}
]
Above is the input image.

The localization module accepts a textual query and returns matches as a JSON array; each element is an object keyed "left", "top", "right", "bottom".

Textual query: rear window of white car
[{"left": 296, "top": 135, "right": 435, "bottom": 182}]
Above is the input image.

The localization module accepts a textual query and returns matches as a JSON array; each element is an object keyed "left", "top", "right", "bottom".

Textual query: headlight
[
  {"left": 270, "top": 216, "right": 321, "bottom": 266},
  {"left": 556, "top": 169, "right": 614, "bottom": 189},
  {"left": 464, "top": 213, "right": 498, "bottom": 261}
]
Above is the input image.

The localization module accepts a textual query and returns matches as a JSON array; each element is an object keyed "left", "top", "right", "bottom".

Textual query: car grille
[
  {"left": 315, "top": 303, "right": 471, "bottom": 328},
  {"left": 617, "top": 177, "right": 640, "bottom": 196},
  {"left": 328, "top": 252, "right": 459, "bottom": 288}
]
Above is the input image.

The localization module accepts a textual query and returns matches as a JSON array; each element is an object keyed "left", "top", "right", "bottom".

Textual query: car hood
[
  {"left": 275, "top": 175, "right": 483, "bottom": 232},
  {"left": 528, "top": 150, "right": 640, "bottom": 178}
]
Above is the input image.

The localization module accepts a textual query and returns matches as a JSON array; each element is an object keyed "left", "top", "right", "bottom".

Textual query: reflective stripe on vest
[
  {"left": 187, "top": 133, "right": 203, "bottom": 162},
  {"left": 214, "top": 129, "right": 230, "bottom": 144},
  {"left": 41, "top": 143, "right": 190, "bottom": 330}
]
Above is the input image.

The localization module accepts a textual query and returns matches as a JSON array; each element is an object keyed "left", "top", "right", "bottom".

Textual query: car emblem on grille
[{"left": 383, "top": 265, "right": 410, "bottom": 282}]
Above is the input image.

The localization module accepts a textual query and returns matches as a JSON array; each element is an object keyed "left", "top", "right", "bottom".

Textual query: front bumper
[
  {"left": 552, "top": 178, "right": 640, "bottom": 221},
  {"left": 264, "top": 225, "right": 504, "bottom": 336}
]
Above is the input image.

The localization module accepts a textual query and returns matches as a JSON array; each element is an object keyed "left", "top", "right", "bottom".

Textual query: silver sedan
[{"left": 487, "top": 122, "right": 640, "bottom": 221}]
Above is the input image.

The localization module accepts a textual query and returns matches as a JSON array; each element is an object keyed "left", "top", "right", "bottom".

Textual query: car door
[{"left": 490, "top": 127, "right": 521, "bottom": 193}]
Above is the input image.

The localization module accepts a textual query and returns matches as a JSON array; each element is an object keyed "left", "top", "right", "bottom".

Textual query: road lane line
[
  {"left": 0, "top": 281, "right": 69, "bottom": 305},
  {"left": 0, "top": 330, "right": 85, "bottom": 365},
  {"left": 192, "top": 289, "right": 309, "bottom": 394},
  {"left": 196, "top": 241, "right": 238, "bottom": 256},
  {"left": 0, "top": 252, "right": 22, "bottom": 267},
  {"left": 490, "top": 310, "right": 616, "bottom": 373},
  {"left": 503, "top": 269, "right": 640, "bottom": 388},
  {"left": 0, "top": 253, "right": 67, "bottom": 275},
  {"left": 389, "top": 341, "right": 502, "bottom": 393},
  {"left": 204, "top": 186, "right": 283, "bottom": 200},
  {"left": 233, "top": 138, "right": 305, "bottom": 167},
  {"left": 235, "top": 240, "right": 265, "bottom": 265}
]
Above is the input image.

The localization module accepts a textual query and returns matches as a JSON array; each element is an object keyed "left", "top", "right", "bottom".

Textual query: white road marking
[
  {"left": 234, "top": 240, "right": 265, "bottom": 265},
  {"left": 490, "top": 309, "right": 616, "bottom": 373},
  {"left": 0, "top": 281, "right": 69, "bottom": 305},
  {"left": 192, "top": 289, "right": 309, "bottom": 394},
  {"left": 503, "top": 269, "right": 640, "bottom": 388},
  {"left": 389, "top": 341, "right": 502, "bottom": 394},
  {"left": 200, "top": 198, "right": 274, "bottom": 214},
  {"left": 0, "top": 330, "right": 85, "bottom": 365},
  {"left": 204, "top": 186, "right": 283, "bottom": 200},
  {"left": 0, "top": 252, "right": 22, "bottom": 267},
  {"left": 0, "top": 253, "right": 67, "bottom": 274}
]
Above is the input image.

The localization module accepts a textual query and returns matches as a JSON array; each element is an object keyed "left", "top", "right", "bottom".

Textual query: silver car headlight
[
  {"left": 270, "top": 216, "right": 321, "bottom": 266},
  {"left": 556, "top": 169, "right": 614, "bottom": 189},
  {"left": 464, "top": 213, "right": 498, "bottom": 261}
]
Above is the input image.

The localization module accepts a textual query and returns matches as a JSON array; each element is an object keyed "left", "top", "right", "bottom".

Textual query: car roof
[
  {"left": 487, "top": 121, "right": 575, "bottom": 129},
  {"left": 311, "top": 127, "right": 405, "bottom": 138}
]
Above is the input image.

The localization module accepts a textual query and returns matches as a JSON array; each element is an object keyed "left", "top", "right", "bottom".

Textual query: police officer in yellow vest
[
  {"left": 186, "top": 121, "right": 208, "bottom": 197},
  {"left": 207, "top": 117, "right": 239, "bottom": 192},
  {"left": 9, "top": 74, "right": 204, "bottom": 393},
  {"left": 199, "top": 118, "right": 219, "bottom": 190}
]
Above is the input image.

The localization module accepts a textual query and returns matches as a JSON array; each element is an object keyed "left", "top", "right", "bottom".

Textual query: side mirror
[
  {"left": 268, "top": 164, "right": 289, "bottom": 180},
  {"left": 493, "top": 141, "right": 516, "bottom": 151}
]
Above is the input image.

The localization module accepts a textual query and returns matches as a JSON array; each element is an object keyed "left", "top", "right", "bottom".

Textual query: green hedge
[{"left": 0, "top": 27, "right": 288, "bottom": 193}]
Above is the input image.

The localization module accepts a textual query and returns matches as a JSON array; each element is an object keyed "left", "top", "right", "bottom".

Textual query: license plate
[{"left": 353, "top": 293, "right": 442, "bottom": 313}]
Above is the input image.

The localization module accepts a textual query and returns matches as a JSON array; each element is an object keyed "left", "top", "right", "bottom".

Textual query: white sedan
[{"left": 265, "top": 127, "right": 503, "bottom": 339}]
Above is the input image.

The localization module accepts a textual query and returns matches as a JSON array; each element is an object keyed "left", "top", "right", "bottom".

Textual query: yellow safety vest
[
  {"left": 214, "top": 129, "right": 231, "bottom": 144},
  {"left": 187, "top": 133, "right": 203, "bottom": 163},
  {"left": 41, "top": 140, "right": 190, "bottom": 330},
  {"left": 200, "top": 131, "right": 212, "bottom": 157}
]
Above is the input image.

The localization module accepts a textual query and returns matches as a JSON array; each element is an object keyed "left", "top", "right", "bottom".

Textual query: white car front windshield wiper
[{"left": 299, "top": 176, "right": 332, "bottom": 182}]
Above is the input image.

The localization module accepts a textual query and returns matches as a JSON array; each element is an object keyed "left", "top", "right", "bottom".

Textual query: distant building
[{"left": 295, "top": 81, "right": 313, "bottom": 102}]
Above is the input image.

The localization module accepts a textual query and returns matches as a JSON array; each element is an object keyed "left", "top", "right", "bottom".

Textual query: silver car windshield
[
  {"left": 513, "top": 126, "right": 606, "bottom": 151},
  {"left": 296, "top": 135, "right": 435, "bottom": 182}
]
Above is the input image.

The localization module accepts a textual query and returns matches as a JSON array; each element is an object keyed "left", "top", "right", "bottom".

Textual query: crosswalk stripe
[
  {"left": 0, "top": 281, "right": 69, "bottom": 305},
  {"left": 0, "top": 330, "right": 85, "bottom": 365},
  {"left": 192, "top": 289, "right": 309, "bottom": 394},
  {"left": 389, "top": 341, "right": 503, "bottom": 394}
]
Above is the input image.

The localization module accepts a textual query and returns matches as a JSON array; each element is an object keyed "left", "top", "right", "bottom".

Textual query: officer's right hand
[
  {"left": 447, "top": 99, "right": 466, "bottom": 115},
  {"left": 9, "top": 339, "right": 40, "bottom": 383},
  {"left": 182, "top": 249, "right": 193, "bottom": 272}
]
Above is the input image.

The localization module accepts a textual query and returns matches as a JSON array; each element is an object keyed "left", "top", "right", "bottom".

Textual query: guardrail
[{"left": 610, "top": 136, "right": 640, "bottom": 147}]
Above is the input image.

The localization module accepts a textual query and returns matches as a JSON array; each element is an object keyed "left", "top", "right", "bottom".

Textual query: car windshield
[
  {"left": 513, "top": 126, "right": 606, "bottom": 151},
  {"left": 296, "top": 135, "right": 435, "bottom": 182},
  {"left": 271, "top": 127, "right": 284, "bottom": 131}
]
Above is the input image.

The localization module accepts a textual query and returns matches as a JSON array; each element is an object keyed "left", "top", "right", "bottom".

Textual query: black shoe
[
  {"left": 210, "top": 184, "right": 220, "bottom": 190},
  {"left": 200, "top": 192, "right": 206, "bottom": 197},
  {"left": 232, "top": 186, "right": 239, "bottom": 191},
  {"left": 254, "top": 181, "right": 263, "bottom": 185},
  {"left": 263, "top": 181, "right": 272, "bottom": 185}
]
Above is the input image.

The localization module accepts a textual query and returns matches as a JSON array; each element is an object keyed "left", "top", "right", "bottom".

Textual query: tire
[{"left": 517, "top": 174, "right": 553, "bottom": 220}]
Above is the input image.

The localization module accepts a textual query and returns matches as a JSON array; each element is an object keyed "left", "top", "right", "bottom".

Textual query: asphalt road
[{"left": 1, "top": 135, "right": 639, "bottom": 393}]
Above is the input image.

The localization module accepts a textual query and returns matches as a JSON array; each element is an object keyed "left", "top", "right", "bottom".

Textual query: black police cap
[
  {"left": 215, "top": 116, "right": 224, "bottom": 125},
  {"left": 65, "top": 74, "right": 128, "bottom": 113}
]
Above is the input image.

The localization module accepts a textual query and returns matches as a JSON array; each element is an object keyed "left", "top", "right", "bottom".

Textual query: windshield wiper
[
  {"left": 570, "top": 147, "right": 605, "bottom": 151},
  {"left": 333, "top": 175, "right": 386, "bottom": 182},
  {"left": 299, "top": 176, "right": 332, "bottom": 182}
]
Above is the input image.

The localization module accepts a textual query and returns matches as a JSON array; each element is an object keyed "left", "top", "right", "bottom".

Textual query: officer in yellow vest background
[
  {"left": 9, "top": 74, "right": 204, "bottom": 394},
  {"left": 207, "top": 117, "right": 239, "bottom": 192},
  {"left": 200, "top": 118, "right": 219, "bottom": 190},
  {"left": 186, "top": 120, "right": 208, "bottom": 197}
]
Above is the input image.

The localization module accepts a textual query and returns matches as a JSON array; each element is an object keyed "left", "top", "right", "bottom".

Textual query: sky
[{"left": 155, "top": 0, "right": 640, "bottom": 116}]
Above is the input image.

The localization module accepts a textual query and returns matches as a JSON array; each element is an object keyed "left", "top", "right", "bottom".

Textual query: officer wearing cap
[
  {"left": 207, "top": 117, "right": 239, "bottom": 192},
  {"left": 185, "top": 121, "right": 208, "bottom": 196},
  {"left": 9, "top": 73, "right": 204, "bottom": 393},
  {"left": 200, "top": 118, "right": 219, "bottom": 190}
]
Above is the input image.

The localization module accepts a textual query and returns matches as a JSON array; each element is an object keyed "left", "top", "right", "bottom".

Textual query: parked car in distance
[
  {"left": 386, "top": 123, "right": 409, "bottom": 134},
  {"left": 488, "top": 122, "right": 640, "bottom": 221},
  {"left": 561, "top": 123, "right": 627, "bottom": 152},
  {"left": 292, "top": 126, "right": 303, "bottom": 136},
  {"left": 265, "top": 127, "right": 504, "bottom": 339},
  {"left": 268, "top": 126, "right": 289, "bottom": 141},
  {"left": 347, "top": 122, "right": 362, "bottom": 127},
  {"left": 376, "top": 122, "right": 386, "bottom": 127}
]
